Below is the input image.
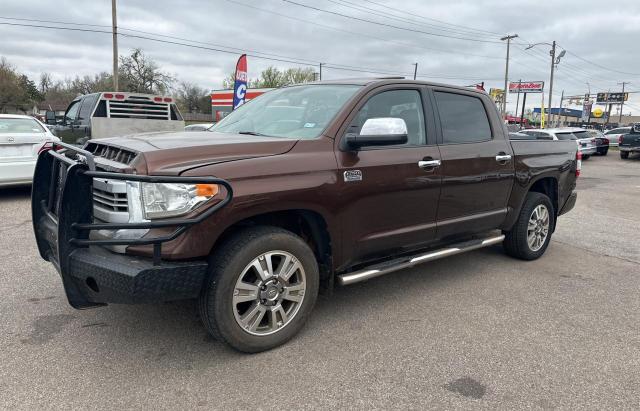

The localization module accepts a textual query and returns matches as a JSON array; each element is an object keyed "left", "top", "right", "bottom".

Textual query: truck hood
[{"left": 95, "top": 131, "right": 299, "bottom": 175}]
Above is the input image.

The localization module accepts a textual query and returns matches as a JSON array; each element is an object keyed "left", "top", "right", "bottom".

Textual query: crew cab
[
  {"left": 619, "top": 123, "right": 640, "bottom": 159},
  {"left": 32, "top": 79, "right": 579, "bottom": 352},
  {"left": 51, "top": 92, "right": 184, "bottom": 145}
]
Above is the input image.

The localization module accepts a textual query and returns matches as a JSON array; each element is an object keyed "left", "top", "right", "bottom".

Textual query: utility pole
[
  {"left": 547, "top": 41, "right": 556, "bottom": 122},
  {"left": 412, "top": 63, "right": 418, "bottom": 80},
  {"left": 514, "top": 79, "right": 522, "bottom": 121},
  {"left": 586, "top": 82, "right": 591, "bottom": 125},
  {"left": 557, "top": 90, "right": 564, "bottom": 127},
  {"left": 500, "top": 34, "right": 518, "bottom": 116},
  {"left": 618, "top": 81, "right": 629, "bottom": 124},
  {"left": 112, "top": 0, "right": 119, "bottom": 91}
]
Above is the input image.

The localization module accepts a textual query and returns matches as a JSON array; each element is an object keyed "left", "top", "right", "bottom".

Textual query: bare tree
[{"left": 119, "top": 48, "right": 174, "bottom": 94}]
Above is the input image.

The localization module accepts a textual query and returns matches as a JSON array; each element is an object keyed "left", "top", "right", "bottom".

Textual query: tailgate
[{"left": 620, "top": 134, "right": 640, "bottom": 147}]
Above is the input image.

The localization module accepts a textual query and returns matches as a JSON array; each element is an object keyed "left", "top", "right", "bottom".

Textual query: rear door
[
  {"left": 335, "top": 85, "right": 442, "bottom": 265},
  {"left": 431, "top": 88, "right": 515, "bottom": 239}
]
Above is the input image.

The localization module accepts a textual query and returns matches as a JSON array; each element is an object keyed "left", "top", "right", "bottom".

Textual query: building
[{"left": 210, "top": 88, "right": 273, "bottom": 121}]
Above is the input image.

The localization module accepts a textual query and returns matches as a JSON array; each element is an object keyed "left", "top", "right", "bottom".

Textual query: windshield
[
  {"left": 0, "top": 118, "right": 45, "bottom": 133},
  {"left": 555, "top": 132, "right": 577, "bottom": 140},
  {"left": 212, "top": 84, "right": 362, "bottom": 139}
]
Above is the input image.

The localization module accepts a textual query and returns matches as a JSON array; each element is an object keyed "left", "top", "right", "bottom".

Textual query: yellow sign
[{"left": 593, "top": 108, "right": 604, "bottom": 118}]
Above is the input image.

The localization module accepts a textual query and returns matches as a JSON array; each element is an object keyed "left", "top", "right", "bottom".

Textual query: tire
[
  {"left": 503, "top": 192, "right": 555, "bottom": 260},
  {"left": 582, "top": 154, "right": 590, "bottom": 160},
  {"left": 199, "top": 226, "right": 319, "bottom": 353},
  {"left": 602, "top": 148, "right": 608, "bottom": 156},
  {"left": 620, "top": 151, "right": 629, "bottom": 159}
]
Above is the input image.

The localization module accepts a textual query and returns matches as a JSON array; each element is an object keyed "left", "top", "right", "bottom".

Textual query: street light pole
[
  {"left": 618, "top": 81, "right": 629, "bottom": 123},
  {"left": 412, "top": 63, "right": 418, "bottom": 80},
  {"left": 501, "top": 34, "right": 518, "bottom": 117},
  {"left": 111, "top": 0, "right": 119, "bottom": 91},
  {"left": 548, "top": 41, "right": 556, "bottom": 126}
]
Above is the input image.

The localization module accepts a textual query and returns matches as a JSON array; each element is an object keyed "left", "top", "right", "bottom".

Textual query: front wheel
[
  {"left": 199, "top": 226, "right": 319, "bottom": 353},
  {"left": 503, "top": 192, "right": 555, "bottom": 260}
]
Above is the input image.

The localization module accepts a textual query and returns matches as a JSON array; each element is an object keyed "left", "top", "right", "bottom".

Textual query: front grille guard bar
[{"left": 42, "top": 142, "right": 233, "bottom": 265}]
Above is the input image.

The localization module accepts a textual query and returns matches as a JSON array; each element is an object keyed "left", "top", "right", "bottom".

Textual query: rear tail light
[
  {"left": 575, "top": 150, "right": 582, "bottom": 178},
  {"left": 619, "top": 136, "right": 624, "bottom": 144},
  {"left": 103, "top": 93, "right": 114, "bottom": 99},
  {"left": 163, "top": 97, "right": 173, "bottom": 103},
  {"left": 153, "top": 97, "right": 163, "bottom": 102},
  {"left": 38, "top": 141, "right": 58, "bottom": 155},
  {"left": 115, "top": 94, "right": 125, "bottom": 99}
]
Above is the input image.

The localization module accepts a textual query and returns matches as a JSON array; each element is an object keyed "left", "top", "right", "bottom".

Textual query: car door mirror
[{"left": 345, "top": 117, "right": 408, "bottom": 149}]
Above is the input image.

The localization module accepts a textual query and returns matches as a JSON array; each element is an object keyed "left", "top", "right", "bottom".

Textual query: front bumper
[{"left": 32, "top": 143, "right": 232, "bottom": 308}]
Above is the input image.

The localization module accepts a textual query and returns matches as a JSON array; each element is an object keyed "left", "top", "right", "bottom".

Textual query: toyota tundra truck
[{"left": 32, "top": 79, "right": 579, "bottom": 352}]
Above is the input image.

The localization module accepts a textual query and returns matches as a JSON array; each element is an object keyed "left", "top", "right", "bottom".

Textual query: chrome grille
[
  {"left": 92, "top": 179, "right": 130, "bottom": 224},
  {"left": 93, "top": 187, "right": 128, "bottom": 212}
]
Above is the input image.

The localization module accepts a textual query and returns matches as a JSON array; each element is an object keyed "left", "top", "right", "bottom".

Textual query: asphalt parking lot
[{"left": 1, "top": 153, "right": 639, "bottom": 409}]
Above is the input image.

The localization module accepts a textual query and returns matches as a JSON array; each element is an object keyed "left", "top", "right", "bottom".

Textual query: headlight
[{"left": 141, "top": 183, "right": 219, "bottom": 219}]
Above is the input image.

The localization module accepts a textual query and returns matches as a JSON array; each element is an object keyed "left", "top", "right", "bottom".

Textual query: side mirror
[{"left": 345, "top": 117, "right": 408, "bottom": 149}]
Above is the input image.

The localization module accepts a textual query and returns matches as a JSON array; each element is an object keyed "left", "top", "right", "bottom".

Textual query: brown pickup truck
[{"left": 32, "top": 79, "right": 579, "bottom": 352}]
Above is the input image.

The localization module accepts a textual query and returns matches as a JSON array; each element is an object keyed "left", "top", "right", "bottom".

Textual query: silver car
[
  {"left": 520, "top": 128, "right": 597, "bottom": 159},
  {"left": 0, "top": 114, "right": 60, "bottom": 187}
]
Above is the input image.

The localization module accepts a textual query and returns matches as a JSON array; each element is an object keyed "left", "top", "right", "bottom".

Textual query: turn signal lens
[{"left": 196, "top": 184, "right": 219, "bottom": 197}]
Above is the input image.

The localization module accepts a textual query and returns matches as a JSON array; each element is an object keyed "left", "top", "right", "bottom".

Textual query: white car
[
  {"left": 520, "top": 127, "right": 597, "bottom": 159},
  {"left": 0, "top": 114, "right": 60, "bottom": 187},
  {"left": 604, "top": 127, "right": 631, "bottom": 147}
]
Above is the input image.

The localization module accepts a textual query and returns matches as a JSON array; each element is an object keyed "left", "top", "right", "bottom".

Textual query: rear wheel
[
  {"left": 582, "top": 154, "right": 590, "bottom": 160},
  {"left": 602, "top": 148, "right": 608, "bottom": 156},
  {"left": 503, "top": 192, "right": 554, "bottom": 260},
  {"left": 199, "top": 226, "right": 319, "bottom": 353},
  {"left": 620, "top": 151, "right": 629, "bottom": 159}
]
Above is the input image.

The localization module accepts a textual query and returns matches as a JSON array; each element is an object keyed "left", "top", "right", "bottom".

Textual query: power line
[
  {"left": 224, "top": 0, "right": 503, "bottom": 59},
  {"left": 360, "top": 0, "right": 503, "bottom": 37},
  {"left": 562, "top": 49, "right": 640, "bottom": 77},
  {"left": 0, "top": 19, "right": 500, "bottom": 84},
  {"left": 280, "top": 0, "right": 504, "bottom": 44},
  {"left": 323, "top": 0, "right": 498, "bottom": 40}
]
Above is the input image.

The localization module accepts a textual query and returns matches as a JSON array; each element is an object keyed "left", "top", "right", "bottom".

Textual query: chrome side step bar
[{"left": 337, "top": 234, "right": 505, "bottom": 286}]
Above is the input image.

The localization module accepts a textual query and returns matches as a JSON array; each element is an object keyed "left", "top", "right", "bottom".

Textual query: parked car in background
[
  {"left": 519, "top": 128, "right": 596, "bottom": 159},
  {"left": 51, "top": 92, "right": 185, "bottom": 145},
  {"left": 604, "top": 127, "right": 631, "bottom": 147},
  {"left": 185, "top": 123, "right": 215, "bottom": 132},
  {"left": 586, "top": 129, "right": 609, "bottom": 155},
  {"left": 619, "top": 123, "right": 640, "bottom": 159},
  {"left": 0, "top": 114, "right": 60, "bottom": 187},
  {"left": 32, "top": 79, "right": 579, "bottom": 352}
]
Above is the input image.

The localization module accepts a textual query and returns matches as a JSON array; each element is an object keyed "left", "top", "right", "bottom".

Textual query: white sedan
[{"left": 0, "top": 114, "right": 60, "bottom": 187}]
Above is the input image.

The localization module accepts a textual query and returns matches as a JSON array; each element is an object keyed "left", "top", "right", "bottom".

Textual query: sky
[{"left": 2, "top": 0, "right": 640, "bottom": 116}]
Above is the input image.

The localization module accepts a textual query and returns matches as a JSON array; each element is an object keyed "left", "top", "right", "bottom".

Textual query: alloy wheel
[
  {"left": 527, "top": 204, "right": 550, "bottom": 252},
  {"left": 232, "top": 251, "right": 306, "bottom": 336}
]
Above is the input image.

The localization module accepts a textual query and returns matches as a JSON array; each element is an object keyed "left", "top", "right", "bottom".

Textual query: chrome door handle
[
  {"left": 495, "top": 154, "right": 512, "bottom": 162},
  {"left": 418, "top": 159, "right": 441, "bottom": 169}
]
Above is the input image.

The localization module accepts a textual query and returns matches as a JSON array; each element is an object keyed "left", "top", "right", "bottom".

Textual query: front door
[
  {"left": 431, "top": 88, "right": 514, "bottom": 239},
  {"left": 336, "top": 86, "right": 442, "bottom": 266}
]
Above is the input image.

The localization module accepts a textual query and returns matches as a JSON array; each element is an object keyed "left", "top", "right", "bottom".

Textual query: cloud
[{"left": 1, "top": 0, "right": 640, "bottom": 113}]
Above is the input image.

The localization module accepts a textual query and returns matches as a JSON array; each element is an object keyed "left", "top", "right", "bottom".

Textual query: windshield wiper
[{"left": 237, "top": 131, "right": 268, "bottom": 136}]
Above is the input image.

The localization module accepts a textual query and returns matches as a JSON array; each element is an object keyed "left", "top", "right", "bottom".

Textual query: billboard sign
[
  {"left": 596, "top": 92, "right": 629, "bottom": 103},
  {"left": 508, "top": 81, "right": 544, "bottom": 93}
]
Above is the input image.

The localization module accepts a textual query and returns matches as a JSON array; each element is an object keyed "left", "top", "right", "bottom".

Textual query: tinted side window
[
  {"left": 349, "top": 89, "right": 426, "bottom": 145},
  {"left": 434, "top": 92, "right": 492, "bottom": 144},
  {"left": 64, "top": 100, "right": 81, "bottom": 123},
  {"left": 78, "top": 94, "right": 99, "bottom": 122}
]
